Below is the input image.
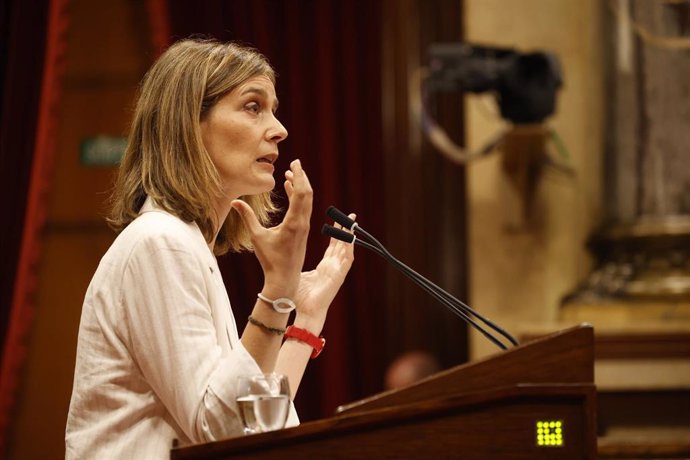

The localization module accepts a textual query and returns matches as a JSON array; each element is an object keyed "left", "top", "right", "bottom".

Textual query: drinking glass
[{"left": 236, "top": 373, "right": 291, "bottom": 434}]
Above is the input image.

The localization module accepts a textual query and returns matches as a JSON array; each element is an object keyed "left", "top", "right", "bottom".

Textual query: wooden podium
[{"left": 171, "top": 324, "right": 596, "bottom": 459}]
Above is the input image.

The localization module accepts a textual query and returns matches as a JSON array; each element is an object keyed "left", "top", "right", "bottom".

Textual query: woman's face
[{"left": 201, "top": 75, "right": 288, "bottom": 201}]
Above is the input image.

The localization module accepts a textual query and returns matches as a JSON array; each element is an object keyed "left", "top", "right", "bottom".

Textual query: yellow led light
[{"left": 536, "top": 420, "right": 564, "bottom": 447}]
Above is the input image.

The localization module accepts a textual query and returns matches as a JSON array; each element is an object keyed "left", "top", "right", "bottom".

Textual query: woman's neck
[{"left": 209, "top": 193, "right": 236, "bottom": 252}]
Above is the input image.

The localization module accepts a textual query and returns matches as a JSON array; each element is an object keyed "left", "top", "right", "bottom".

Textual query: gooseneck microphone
[{"left": 322, "top": 206, "right": 519, "bottom": 351}]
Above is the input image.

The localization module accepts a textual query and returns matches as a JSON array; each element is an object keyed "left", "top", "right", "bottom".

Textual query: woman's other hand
[{"left": 293, "top": 214, "right": 356, "bottom": 332}]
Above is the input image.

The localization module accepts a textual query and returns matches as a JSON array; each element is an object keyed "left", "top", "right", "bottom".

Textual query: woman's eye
[{"left": 245, "top": 102, "right": 261, "bottom": 113}]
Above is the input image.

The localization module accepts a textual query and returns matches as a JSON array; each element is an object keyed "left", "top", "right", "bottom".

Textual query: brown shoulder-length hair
[{"left": 109, "top": 38, "right": 277, "bottom": 255}]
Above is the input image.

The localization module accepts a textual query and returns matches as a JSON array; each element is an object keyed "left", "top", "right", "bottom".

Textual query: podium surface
[{"left": 172, "top": 324, "right": 596, "bottom": 459}]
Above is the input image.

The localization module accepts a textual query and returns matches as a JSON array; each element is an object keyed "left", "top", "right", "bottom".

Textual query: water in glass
[{"left": 236, "top": 373, "right": 290, "bottom": 434}]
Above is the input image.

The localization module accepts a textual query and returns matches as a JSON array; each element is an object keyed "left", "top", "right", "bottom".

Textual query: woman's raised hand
[
  {"left": 292, "top": 213, "right": 356, "bottom": 331},
  {"left": 231, "top": 159, "right": 312, "bottom": 299}
]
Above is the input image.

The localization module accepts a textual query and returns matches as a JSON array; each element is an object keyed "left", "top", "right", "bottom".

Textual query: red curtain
[
  {"left": 167, "top": 0, "right": 387, "bottom": 420},
  {"left": 0, "top": 0, "right": 70, "bottom": 453},
  {"left": 0, "top": 0, "right": 49, "bottom": 366}
]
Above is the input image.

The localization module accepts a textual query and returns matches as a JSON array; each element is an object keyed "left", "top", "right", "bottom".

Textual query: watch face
[
  {"left": 272, "top": 297, "right": 296, "bottom": 314},
  {"left": 257, "top": 293, "right": 296, "bottom": 313}
]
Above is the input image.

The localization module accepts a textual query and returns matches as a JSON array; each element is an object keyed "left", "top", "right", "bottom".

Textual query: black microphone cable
[
  {"left": 321, "top": 224, "right": 509, "bottom": 349},
  {"left": 325, "top": 206, "right": 516, "bottom": 346},
  {"left": 323, "top": 206, "right": 519, "bottom": 350},
  {"left": 322, "top": 224, "right": 510, "bottom": 350}
]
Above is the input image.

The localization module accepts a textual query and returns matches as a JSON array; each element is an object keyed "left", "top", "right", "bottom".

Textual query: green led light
[{"left": 536, "top": 420, "right": 564, "bottom": 447}]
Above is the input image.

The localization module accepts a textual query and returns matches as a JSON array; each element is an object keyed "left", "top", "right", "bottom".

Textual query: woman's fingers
[
  {"left": 331, "top": 213, "right": 357, "bottom": 230},
  {"left": 284, "top": 180, "right": 294, "bottom": 199},
  {"left": 284, "top": 170, "right": 294, "bottom": 200},
  {"left": 325, "top": 212, "right": 357, "bottom": 258},
  {"left": 283, "top": 160, "right": 313, "bottom": 227},
  {"left": 231, "top": 199, "right": 263, "bottom": 236}
]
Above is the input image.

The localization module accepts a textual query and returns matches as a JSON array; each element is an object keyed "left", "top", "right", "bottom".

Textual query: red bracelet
[{"left": 284, "top": 325, "right": 326, "bottom": 359}]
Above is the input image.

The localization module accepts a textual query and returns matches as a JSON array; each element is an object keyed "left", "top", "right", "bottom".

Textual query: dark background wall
[{"left": 0, "top": 1, "right": 467, "bottom": 458}]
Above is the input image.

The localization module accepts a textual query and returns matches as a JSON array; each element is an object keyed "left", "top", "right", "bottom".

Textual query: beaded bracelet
[{"left": 247, "top": 315, "right": 286, "bottom": 336}]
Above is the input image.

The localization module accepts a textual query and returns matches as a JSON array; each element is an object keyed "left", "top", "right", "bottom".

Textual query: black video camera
[{"left": 427, "top": 43, "right": 562, "bottom": 124}]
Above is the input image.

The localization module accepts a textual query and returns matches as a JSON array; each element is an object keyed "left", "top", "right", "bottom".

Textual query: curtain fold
[
  {"left": 145, "top": 0, "right": 171, "bottom": 56},
  {"left": 0, "top": 0, "right": 70, "bottom": 453},
  {"left": 0, "top": 1, "right": 48, "bottom": 366},
  {"left": 167, "top": 0, "right": 386, "bottom": 420}
]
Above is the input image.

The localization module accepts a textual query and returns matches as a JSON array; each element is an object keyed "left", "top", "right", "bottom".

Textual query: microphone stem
[
  {"left": 354, "top": 228, "right": 519, "bottom": 347},
  {"left": 388, "top": 254, "right": 509, "bottom": 350},
  {"left": 354, "top": 239, "right": 509, "bottom": 350}
]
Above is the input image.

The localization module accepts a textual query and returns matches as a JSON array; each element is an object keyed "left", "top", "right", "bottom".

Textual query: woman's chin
[
  {"left": 229, "top": 176, "right": 275, "bottom": 198},
  {"left": 254, "top": 177, "right": 276, "bottom": 195}
]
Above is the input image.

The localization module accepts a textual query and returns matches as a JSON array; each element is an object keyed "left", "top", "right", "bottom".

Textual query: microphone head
[
  {"left": 326, "top": 206, "right": 356, "bottom": 230},
  {"left": 321, "top": 224, "right": 355, "bottom": 244}
]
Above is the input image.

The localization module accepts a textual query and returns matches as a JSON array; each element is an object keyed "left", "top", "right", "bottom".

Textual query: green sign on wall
[{"left": 80, "top": 136, "right": 127, "bottom": 166}]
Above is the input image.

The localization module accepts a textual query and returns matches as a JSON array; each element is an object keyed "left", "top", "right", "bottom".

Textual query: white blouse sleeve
[{"left": 120, "top": 232, "right": 264, "bottom": 443}]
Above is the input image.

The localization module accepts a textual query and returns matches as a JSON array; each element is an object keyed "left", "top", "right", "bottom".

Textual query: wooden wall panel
[{"left": 8, "top": 0, "right": 151, "bottom": 458}]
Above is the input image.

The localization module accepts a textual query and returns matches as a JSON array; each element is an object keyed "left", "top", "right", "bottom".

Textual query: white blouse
[{"left": 66, "top": 197, "right": 298, "bottom": 459}]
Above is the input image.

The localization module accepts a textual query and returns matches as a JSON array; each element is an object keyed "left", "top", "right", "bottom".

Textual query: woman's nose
[{"left": 269, "top": 117, "right": 288, "bottom": 143}]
